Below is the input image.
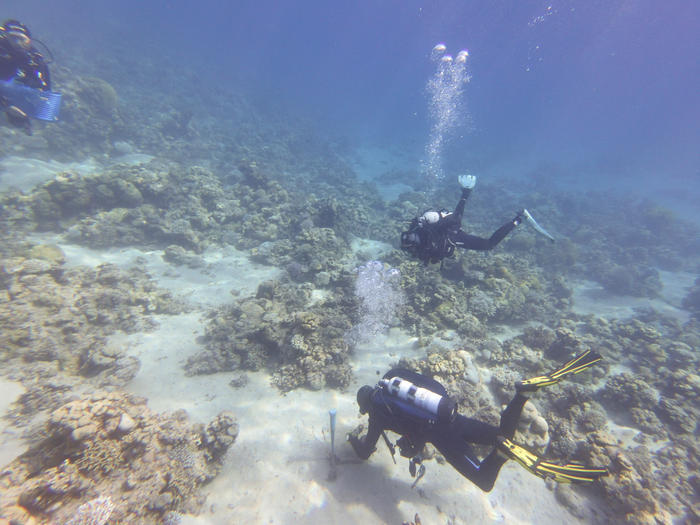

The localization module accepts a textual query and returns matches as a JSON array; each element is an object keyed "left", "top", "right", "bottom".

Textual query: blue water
[
  {"left": 3, "top": 2, "right": 700, "bottom": 523},
  {"left": 10, "top": 0, "right": 699, "bottom": 193}
]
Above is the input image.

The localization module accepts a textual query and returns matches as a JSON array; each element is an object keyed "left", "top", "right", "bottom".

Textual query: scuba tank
[{"left": 379, "top": 376, "right": 457, "bottom": 422}]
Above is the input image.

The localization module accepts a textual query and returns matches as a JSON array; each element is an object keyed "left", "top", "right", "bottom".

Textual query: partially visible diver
[
  {"left": 400, "top": 175, "right": 556, "bottom": 266},
  {"left": 347, "top": 350, "right": 608, "bottom": 492},
  {"left": 0, "top": 19, "right": 60, "bottom": 135}
]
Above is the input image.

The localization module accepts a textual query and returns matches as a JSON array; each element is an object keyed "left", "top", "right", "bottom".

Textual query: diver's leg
[
  {"left": 453, "top": 414, "right": 500, "bottom": 445},
  {"left": 440, "top": 445, "right": 507, "bottom": 492},
  {"left": 500, "top": 353, "right": 602, "bottom": 439},
  {"left": 451, "top": 213, "right": 523, "bottom": 251},
  {"left": 498, "top": 393, "right": 529, "bottom": 440},
  {"left": 431, "top": 422, "right": 507, "bottom": 492},
  {"left": 450, "top": 395, "right": 528, "bottom": 444},
  {"left": 452, "top": 231, "right": 494, "bottom": 250},
  {"left": 485, "top": 214, "right": 525, "bottom": 248}
]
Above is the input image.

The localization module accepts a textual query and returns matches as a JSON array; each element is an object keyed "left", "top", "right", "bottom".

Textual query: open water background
[{"left": 6, "top": 0, "right": 699, "bottom": 203}]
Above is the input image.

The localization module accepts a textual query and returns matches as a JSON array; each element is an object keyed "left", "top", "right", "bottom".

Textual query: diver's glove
[
  {"left": 346, "top": 424, "right": 364, "bottom": 443},
  {"left": 458, "top": 174, "right": 476, "bottom": 189}
]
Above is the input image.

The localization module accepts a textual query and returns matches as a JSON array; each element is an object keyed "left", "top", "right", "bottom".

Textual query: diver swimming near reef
[
  {"left": 347, "top": 350, "right": 608, "bottom": 492},
  {"left": 400, "top": 175, "right": 556, "bottom": 266},
  {"left": 0, "top": 19, "right": 61, "bottom": 135}
]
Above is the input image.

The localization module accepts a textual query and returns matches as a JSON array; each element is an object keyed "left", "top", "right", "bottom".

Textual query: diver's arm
[
  {"left": 23, "top": 53, "right": 51, "bottom": 90},
  {"left": 349, "top": 419, "right": 382, "bottom": 460},
  {"left": 453, "top": 190, "right": 470, "bottom": 219},
  {"left": 454, "top": 175, "right": 476, "bottom": 218}
]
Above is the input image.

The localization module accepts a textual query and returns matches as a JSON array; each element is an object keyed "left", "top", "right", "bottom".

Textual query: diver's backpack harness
[
  {"left": 408, "top": 209, "right": 462, "bottom": 265},
  {"left": 375, "top": 373, "right": 457, "bottom": 488}
]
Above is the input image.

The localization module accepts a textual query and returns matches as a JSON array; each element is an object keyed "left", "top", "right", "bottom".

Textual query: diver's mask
[{"left": 7, "top": 31, "right": 31, "bottom": 51}]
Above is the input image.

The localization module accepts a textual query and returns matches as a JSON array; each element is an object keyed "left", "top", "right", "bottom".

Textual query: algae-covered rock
[
  {"left": 0, "top": 392, "right": 238, "bottom": 524},
  {"left": 23, "top": 243, "right": 66, "bottom": 264},
  {"left": 507, "top": 233, "right": 536, "bottom": 252},
  {"left": 112, "top": 178, "right": 143, "bottom": 207}
]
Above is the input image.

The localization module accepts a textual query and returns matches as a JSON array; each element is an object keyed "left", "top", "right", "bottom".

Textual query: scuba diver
[
  {"left": 400, "top": 175, "right": 556, "bottom": 266},
  {"left": 347, "top": 350, "right": 608, "bottom": 492},
  {"left": 0, "top": 19, "right": 59, "bottom": 135}
]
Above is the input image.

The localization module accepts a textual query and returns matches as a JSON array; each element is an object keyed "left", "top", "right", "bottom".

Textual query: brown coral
[{"left": 0, "top": 391, "right": 238, "bottom": 525}]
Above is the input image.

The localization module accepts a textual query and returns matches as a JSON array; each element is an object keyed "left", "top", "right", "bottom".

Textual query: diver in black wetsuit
[
  {"left": 0, "top": 19, "right": 52, "bottom": 134},
  {"left": 347, "top": 351, "right": 608, "bottom": 492},
  {"left": 400, "top": 175, "right": 554, "bottom": 266}
]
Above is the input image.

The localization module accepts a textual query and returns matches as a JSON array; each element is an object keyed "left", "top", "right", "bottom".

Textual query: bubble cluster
[
  {"left": 344, "top": 261, "right": 405, "bottom": 347},
  {"left": 425, "top": 44, "right": 472, "bottom": 184}
]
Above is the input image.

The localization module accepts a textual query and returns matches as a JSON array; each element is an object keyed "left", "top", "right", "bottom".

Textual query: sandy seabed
[{"left": 0, "top": 234, "right": 694, "bottom": 525}]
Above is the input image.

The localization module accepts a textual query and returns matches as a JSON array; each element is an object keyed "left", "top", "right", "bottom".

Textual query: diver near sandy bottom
[
  {"left": 400, "top": 175, "right": 556, "bottom": 267},
  {"left": 0, "top": 19, "right": 60, "bottom": 135},
  {"left": 347, "top": 350, "right": 608, "bottom": 491}
]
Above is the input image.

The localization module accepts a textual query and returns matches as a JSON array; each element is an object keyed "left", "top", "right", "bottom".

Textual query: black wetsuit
[
  {"left": 0, "top": 34, "right": 50, "bottom": 91},
  {"left": 0, "top": 23, "right": 51, "bottom": 134},
  {"left": 349, "top": 369, "right": 529, "bottom": 492},
  {"left": 401, "top": 187, "right": 523, "bottom": 265}
]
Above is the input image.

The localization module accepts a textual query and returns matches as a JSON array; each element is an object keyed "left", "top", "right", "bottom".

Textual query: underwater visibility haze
[{"left": 0, "top": 1, "right": 699, "bottom": 524}]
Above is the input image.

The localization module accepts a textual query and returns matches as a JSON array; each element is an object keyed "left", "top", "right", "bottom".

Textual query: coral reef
[
  {"left": 0, "top": 29, "right": 698, "bottom": 524},
  {"left": 535, "top": 311, "right": 700, "bottom": 522},
  {"left": 0, "top": 254, "right": 188, "bottom": 424},
  {"left": 389, "top": 308, "right": 699, "bottom": 522},
  {"left": 682, "top": 276, "right": 700, "bottom": 318},
  {"left": 185, "top": 278, "right": 354, "bottom": 392},
  {"left": 0, "top": 391, "right": 238, "bottom": 524},
  {"left": 64, "top": 495, "right": 115, "bottom": 525},
  {"left": 513, "top": 400, "right": 550, "bottom": 452},
  {"left": 599, "top": 264, "right": 663, "bottom": 298}
]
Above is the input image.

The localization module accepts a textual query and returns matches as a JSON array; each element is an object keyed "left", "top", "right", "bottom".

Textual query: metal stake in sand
[
  {"left": 329, "top": 409, "right": 337, "bottom": 457},
  {"left": 326, "top": 407, "right": 362, "bottom": 482}
]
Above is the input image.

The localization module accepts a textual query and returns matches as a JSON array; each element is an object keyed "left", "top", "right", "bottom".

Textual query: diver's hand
[
  {"left": 346, "top": 424, "right": 364, "bottom": 442},
  {"left": 459, "top": 174, "right": 476, "bottom": 189},
  {"left": 4, "top": 106, "right": 32, "bottom": 135}
]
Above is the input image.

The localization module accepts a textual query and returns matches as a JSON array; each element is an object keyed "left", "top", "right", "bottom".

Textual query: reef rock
[{"left": 0, "top": 391, "right": 238, "bottom": 525}]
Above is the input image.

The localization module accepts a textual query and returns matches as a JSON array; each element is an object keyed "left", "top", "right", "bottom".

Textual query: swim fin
[
  {"left": 520, "top": 209, "right": 556, "bottom": 244},
  {"left": 497, "top": 436, "right": 608, "bottom": 484},
  {"left": 516, "top": 350, "right": 602, "bottom": 394}
]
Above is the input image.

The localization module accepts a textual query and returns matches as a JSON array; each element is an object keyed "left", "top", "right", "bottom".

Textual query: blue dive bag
[{"left": 0, "top": 79, "right": 61, "bottom": 121}]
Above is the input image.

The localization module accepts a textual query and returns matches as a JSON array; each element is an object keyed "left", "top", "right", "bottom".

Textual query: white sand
[
  {"left": 124, "top": 314, "right": 575, "bottom": 525},
  {"left": 1, "top": 236, "right": 695, "bottom": 523},
  {"left": 0, "top": 154, "right": 154, "bottom": 194},
  {"left": 0, "top": 156, "right": 99, "bottom": 193}
]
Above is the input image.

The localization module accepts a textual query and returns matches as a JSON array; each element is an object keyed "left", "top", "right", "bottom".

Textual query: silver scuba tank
[{"left": 380, "top": 376, "right": 457, "bottom": 421}]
